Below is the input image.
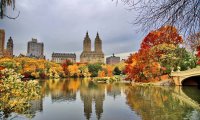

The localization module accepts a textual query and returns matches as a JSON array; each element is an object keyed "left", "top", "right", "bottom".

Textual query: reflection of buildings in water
[
  {"left": 80, "top": 81, "right": 105, "bottom": 120},
  {"left": 106, "top": 84, "right": 121, "bottom": 99},
  {"left": 40, "top": 79, "right": 81, "bottom": 102},
  {"left": 28, "top": 99, "right": 43, "bottom": 118},
  {"left": 82, "top": 93, "right": 92, "bottom": 120},
  {"left": 94, "top": 93, "right": 104, "bottom": 120},
  {"left": 51, "top": 90, "right": 76, "bottom": 102}
]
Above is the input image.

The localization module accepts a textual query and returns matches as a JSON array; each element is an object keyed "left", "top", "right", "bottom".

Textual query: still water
[{"left": 5, "top": 78, "right": 200, "bottom": 120}]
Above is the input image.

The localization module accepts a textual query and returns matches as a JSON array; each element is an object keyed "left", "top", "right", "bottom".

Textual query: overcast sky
[{"left": 0, "top": 0, "right": 144, "bottom": 61}]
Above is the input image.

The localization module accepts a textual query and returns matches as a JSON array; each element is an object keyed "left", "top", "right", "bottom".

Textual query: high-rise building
[
  {"left": 0, "top": 29, "right": 5, "bottom": 57},
  {"left": 27, "top": 38, "right": 45, "bottom": 59},
  {"left": 6, "top": 36, "right": 14, "bottom": 57},
  {"left": 106, "top": 54, "right": 120, "bottom": 65},
  {"left": 80, "top": 32, "right": 104, "bottom": 63},
  {"left": 52, "top": 53, "right": 76, "bottom": 63}
]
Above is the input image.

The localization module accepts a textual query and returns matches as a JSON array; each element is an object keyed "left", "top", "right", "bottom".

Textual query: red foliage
[
  {"left": 0, "top": 66, "right": 5, "bottom": 79},
  {"left": 22, "top": 72, "right": 32, "bottom": 78},
  {"left": 125, "top": 26, "right": 183, "bottom": 82},
  {"left": 197, "top": 45, "right": 200, "bottom": 64},
  {"left": 39, "top": 72, "right": 46, "bottom": 79},
  {"left": 62, "top": 59, "right": 72, "bottom": 76},
  {"left": 141, "top": 26, "right": 183, "bottom": 50}
]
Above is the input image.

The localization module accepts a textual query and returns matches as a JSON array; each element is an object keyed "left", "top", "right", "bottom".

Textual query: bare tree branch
[
  {"left": 114, "top": 0, "right": 200, "bottom": 37},
  {"left": 3, "top": 10, "right": 19, "bottom": 19},
  {"left": 0, "top": 0, "right": 19, "bottom": 19},
  {"left": 185, "top": 32, "right": 200, "bottom": 52}
]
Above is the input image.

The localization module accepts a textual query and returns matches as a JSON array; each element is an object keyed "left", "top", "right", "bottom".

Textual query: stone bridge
[{"left": 170, "top": 66, "right": 200, "bottom": 85}]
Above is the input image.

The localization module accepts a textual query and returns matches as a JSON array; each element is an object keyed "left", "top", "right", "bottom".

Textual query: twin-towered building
[
  {"left": 51, "top": 32, "right": 104, "bottom": 64},
  {"left": 1, "top": 29, "right": 119, "bottom": 64},
  {"left": 80, "top": 32, "right": 104, "bottom": 63}
]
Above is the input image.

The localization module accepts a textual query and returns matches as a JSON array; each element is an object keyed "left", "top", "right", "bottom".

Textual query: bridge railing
[{"left": 171, "top": 66, "right": 200, "bottom": 77}]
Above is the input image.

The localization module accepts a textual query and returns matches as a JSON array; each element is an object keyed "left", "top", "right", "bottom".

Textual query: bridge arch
[{"left": 182, "top": 76, "right": 200, "bottom": 86}]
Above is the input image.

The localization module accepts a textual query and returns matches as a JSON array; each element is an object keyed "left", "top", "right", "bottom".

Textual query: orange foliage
[
  {"left": 98, "top": 71, "right": 105, "bottom": 77},
  {"left": 125, "top": 26, "right": 183, "bottom": 82},
  {"left": 141, "top": 26, "right": 183, "bottom": 50},
  {"left": 101, "top": 64, "right": 114, "bottom": 77}
]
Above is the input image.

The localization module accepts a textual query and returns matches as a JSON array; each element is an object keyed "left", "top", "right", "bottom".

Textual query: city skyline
[{"left": 0, "top": 0, "right": 143, "bottom": 60}]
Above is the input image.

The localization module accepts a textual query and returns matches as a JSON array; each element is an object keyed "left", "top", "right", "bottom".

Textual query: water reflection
[
  {"left": 80, "top": 81, "right": 105, "bottom": 120},
  {"left": 40, "top": 79, "right": 80, "bottom": 102},
  {"left": 3, "top": 78, "right": 200, "bottom": 120},
  {"left": 182, "top": 86, "right": 200, "bottom": 104},
  {"left": 27, "top": 99, "right": 43, "bottom": 118},
  {"left": 106, "top": 83, "right": 121, "bottom": 99},
  {"left": 125, "top": 86, "right": 200, "bottom": 120}
]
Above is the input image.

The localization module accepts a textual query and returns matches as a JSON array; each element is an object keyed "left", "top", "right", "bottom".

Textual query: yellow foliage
[{"left": 0, "top": 57, "right": 64, "bottom": 78}]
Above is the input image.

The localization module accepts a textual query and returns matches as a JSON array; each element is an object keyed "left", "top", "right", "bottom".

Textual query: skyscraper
[
  {"left": 27, "top": 38, "right": 45, "bottom": 59},
  {"left": 0, "top": 29, "right": 5, "bottom": 57}
]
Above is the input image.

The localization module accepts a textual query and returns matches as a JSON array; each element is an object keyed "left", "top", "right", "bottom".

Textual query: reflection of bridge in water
[
  {"left": 171, "top": 66, "right": 200, "bottom": 85},
  {"left": 172, "top": 86, "right": 200, "bottom": 111}
]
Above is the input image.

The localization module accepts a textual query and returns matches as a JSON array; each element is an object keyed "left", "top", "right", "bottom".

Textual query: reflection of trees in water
[
  {"left": 39, "top": 78, "right": 80, "bottom": 102},
  {"left": 125, "top": 86, "right": 200, "bottom": 120},
  {"left": 80, "top": 81, "right": 105, "bottom": 120}
]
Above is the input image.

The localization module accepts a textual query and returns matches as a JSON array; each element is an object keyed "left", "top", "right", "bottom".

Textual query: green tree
[
  {"left": 157, "top": 46, "right": 197, "bottom": 73},
  {"left": 88, "top": 63, "right": 102, "bottom": 77},
  {"left": 113, "top": 66, "right": 121, "bottom": 75}
]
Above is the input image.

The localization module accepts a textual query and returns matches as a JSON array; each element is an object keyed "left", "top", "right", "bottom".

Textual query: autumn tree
[
  {"left": 125, "top": 26, "right": 186, "bottom": 82},
  {"left": 0, "top": 57, "right": 64, "bottom": 79},
  {"left": 62, "top": 59, "right": 73, "bottom": 77},
  {"left": 197, "top": 46, "right": 200, "bottom": 65},
  {"left": 78, "top": 64, "right": 91, "bottom": 77},
  {"left": 68, "top": 64, "right": 80, "bottom": 77},
  {"left": 0, "top": 69, "right": 41, "bottom": 118},
  {"left": 141, "top": 26, "right": 183, "bottom": 50},
  {"left": 115, "top": 0, "right": 200, "bottom": 36}
]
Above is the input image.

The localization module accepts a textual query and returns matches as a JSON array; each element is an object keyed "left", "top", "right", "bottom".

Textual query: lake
[{"left": 3, "top": 78, "right": 200, "bottom": 120}]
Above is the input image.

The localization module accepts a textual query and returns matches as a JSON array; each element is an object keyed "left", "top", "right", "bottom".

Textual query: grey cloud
[{"left": 0, "top": 0, "right": 144, "bottom": 60}]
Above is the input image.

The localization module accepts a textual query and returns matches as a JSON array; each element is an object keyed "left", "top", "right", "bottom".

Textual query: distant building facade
[
  {"left": 80, "top": 32, "right": 104, "bottom": 63},
  {"left": 52, "top": 53, "right": 76, "bottom": 63},
  {"left": 27, "top": 38, "right": 45, "bottom": 59},
  {"left": 106, "top": 54, "right": 120, "bottom": 65},
  {"left": 0, "top": 29, "right": 5, "bottom": 57}
]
